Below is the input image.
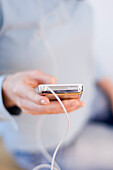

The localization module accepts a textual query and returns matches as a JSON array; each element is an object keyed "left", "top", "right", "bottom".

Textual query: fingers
[
  {"left": 20, "top": 99, "right": 84, "bottom": 115},
  {"left": 41, "top": 100, "right": 84, "bottom": 114},
  {"left": 25, "top": 70, "right": 57, "bottom": 84},
  {"left": 18, "top": 85, "right": 50, "bottom": 105},
  {"left": 16, "top": 70, "right": 57, "bottom": 105},
  {"left": 24, "top": 78, "right": 39, "bottom": 88}
]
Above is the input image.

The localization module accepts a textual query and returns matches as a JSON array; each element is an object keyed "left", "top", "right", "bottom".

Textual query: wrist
[{"left": 2, "top": 76, "right": 15, "bottom": 108}]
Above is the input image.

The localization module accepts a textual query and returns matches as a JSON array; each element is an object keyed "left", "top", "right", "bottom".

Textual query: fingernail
[{"left": 40, "top": 100, "right": 48, "bottom": 105}]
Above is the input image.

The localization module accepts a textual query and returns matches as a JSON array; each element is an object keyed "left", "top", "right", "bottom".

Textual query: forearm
[{"left": 2, "top": 75, "right": 15, "bottom": 108}]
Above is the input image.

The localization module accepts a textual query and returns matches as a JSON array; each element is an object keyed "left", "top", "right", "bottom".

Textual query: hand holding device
[{"left": 2, "top": 70, "right": 84, "bottom": 115}]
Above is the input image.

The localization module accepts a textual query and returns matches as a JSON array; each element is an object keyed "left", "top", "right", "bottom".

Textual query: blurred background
[{"left": 0, "top": 0, "right": 113, "bottom": 169}]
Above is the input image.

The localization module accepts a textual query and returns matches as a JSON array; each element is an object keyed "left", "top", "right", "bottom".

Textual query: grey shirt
[{"left": 0, "top": 0, "right": 94, "bottom": 152}]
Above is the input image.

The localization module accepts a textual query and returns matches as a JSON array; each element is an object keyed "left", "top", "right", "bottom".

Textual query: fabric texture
[
  {"left": 0, "top": 0, "right": 94, "bottom": 153},
  {"left": 13, "top": 123, "right": 113, "bottom": 170},
  {"left": 0, "top": 75, "right": 16, "bottom": 123}
]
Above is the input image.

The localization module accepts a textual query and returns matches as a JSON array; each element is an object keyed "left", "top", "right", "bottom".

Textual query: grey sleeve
[
  {"left": 0, "top": 1, "right": 3, "bottom": 31},
  {"left": 0, "top": 3, "right": 17, "bottom": 129},
  {"left": 0, "top": 75, "right": 16, "bottom": 126}
]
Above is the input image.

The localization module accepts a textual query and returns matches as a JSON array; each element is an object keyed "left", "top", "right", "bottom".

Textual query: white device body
[{"left": 36, "top": 84, "right": 83, "bottom": 100}]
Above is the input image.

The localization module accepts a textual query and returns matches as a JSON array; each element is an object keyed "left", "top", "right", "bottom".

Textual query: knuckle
[
  {"left": 33, "top": 93, "right": 39, "bottom": 103},
  {"left": 26, "top": 91, "right": 31, "bottom": 98},
  {"left": 22, "top": 76, "right": 28, "bottom": 83},
  {"left": 34, "top": 70, "right": 40, "bottom": 75},
  {"left": 13, "top": 86, "right": 18, "bottom": 94},
  {"left": 17, "top": 99, "right": 24, "bottom": 109},
  {"left": 16, "top": 99, "right": 21, "bottom": 107}
]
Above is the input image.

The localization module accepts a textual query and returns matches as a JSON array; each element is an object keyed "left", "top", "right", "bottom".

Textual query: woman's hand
[{"left": 2, "top": 70, "right": 84, "bottom": 115}]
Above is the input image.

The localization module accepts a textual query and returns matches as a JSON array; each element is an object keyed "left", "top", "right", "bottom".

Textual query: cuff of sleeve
[{"left": 0, "top": 75, "right": 18, "bottom": 130}]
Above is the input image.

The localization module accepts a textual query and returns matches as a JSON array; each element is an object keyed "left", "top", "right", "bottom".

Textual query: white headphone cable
[
  {"left": 33, "top": 87, "right": 70, "bottom": 170},
  {"left": 35, "top": 114, "right": 61, "bottom": 170}
]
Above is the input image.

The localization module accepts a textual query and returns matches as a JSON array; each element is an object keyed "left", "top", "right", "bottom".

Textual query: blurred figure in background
[
  {"left": 75, "top": 1, "right": 113, "bottom": 170},
  {"left": 90, "top": 0, "right": 113, "bottom": 124}
]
